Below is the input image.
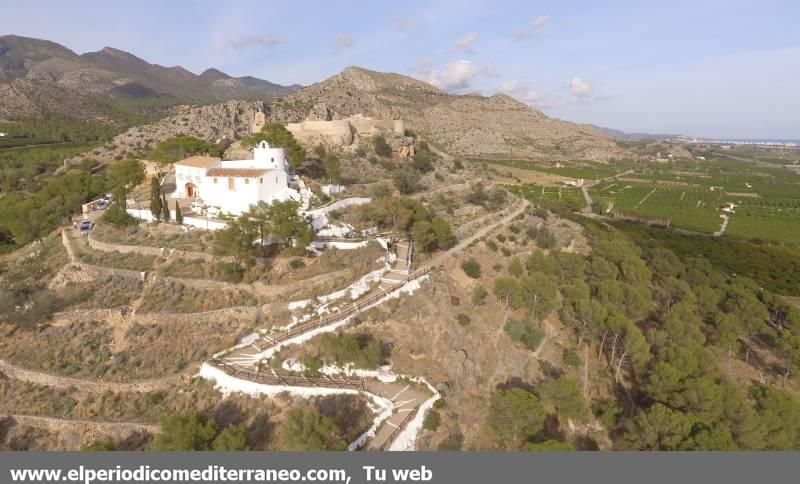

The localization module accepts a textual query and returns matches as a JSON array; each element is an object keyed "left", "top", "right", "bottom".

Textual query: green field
[
  {"left": 589, "top": 181, "right": 725, "bottom": 233},
  {"left": 479, "top": 158, "right": 625, "bottom": 180},
  {"left": 725, "top": 206, "right": 800, "bottom": 245},
  {"left": 506, "top": 184, "right": 586, "bottom": 212}
]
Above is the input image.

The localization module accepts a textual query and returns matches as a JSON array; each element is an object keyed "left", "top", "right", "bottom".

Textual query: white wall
[
  {"left": 126, "top": 208, "right": 228, "bottom": 231},
  {"left": 174, "top": 165, "right": 210, "bottom": 198}
]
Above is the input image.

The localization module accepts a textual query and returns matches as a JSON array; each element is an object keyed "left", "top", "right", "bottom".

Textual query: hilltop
[
  {"left": 266, "top": 66, "right": 626, "bottom": 162},
  {"left": 0, "top": 35, "right": 299, "bottom": 122},
  {"left": 73, "top": 65, "right": 628, "bottom": 165}
]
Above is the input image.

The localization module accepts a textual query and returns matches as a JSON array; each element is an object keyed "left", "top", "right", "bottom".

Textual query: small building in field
[{"left": 172, "top": 141, "right": 299, "bottom": 215}]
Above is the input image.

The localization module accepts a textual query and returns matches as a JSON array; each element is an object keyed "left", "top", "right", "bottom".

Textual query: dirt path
[
  {"left": 0, "top": 359, "right": 189, "bottom": 393},
  {"left": 425, "top": 200, "right": 529, "bottom": 269},
  {"left": 714, "top": 214, "right": 730, "bottom": 236},
  {"left": 635, "top": 187, "right": 658, "bottom": 209}
]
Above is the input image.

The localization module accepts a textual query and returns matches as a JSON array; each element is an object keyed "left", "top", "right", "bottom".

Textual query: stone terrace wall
[
  {"left": 88, "top": 231, "right": 230, "bottom": 262},
  {"left": 88, "top": 233, "right": 165, "bottom": 257},
  {"left": 159, "top": 275, "right": 257, "bottom": 295}
]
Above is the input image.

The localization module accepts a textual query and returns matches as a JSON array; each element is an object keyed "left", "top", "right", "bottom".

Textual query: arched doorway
[{"left": 185, "top": 183, "right": 198, "bottom": 199}]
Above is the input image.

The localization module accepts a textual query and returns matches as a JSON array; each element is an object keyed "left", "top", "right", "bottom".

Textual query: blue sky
[{"left": 2, "top": 0, "right": 799, "bottom": 138}]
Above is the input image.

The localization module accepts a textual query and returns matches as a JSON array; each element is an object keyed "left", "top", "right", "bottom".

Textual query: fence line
[
  {"left": 380, "top": 406, "right": 419, "bottom": 450},
  {"left": 264, "top": 267, "right": 431, "bottom": 347},
  {"left": 208, "top": 359, "right": 365, "bottom": 390}
]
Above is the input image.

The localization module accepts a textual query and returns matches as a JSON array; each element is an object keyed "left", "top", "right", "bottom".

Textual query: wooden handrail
[{"left": 380, "top": 405, "right": 419, "bottom": 450}]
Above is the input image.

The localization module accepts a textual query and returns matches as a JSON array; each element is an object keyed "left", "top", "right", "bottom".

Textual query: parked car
[
  {"left": 190, "top": 198, "right": 206, "bottom": 212},
  {"left": 79, "top": 220, "right": 94, "bottom": 236},
  {"left": 96, "top": 199, "right": 108, "bottom": 210}
]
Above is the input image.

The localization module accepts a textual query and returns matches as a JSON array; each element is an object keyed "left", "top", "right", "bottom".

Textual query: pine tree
[
  {"left": 175, "top": 200, "right": 183, "bottom": 224},
  {"left": 161, "top": 194, "right": 170, "bottom": 221},
  {"left": 150, "top": 178, "right": 162, "bottom": 220}
]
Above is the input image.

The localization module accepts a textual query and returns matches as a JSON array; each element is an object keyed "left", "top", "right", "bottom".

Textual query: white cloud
[
  {"left": 335, "top": 34, "right": 354, "bottom": 49},
  {"left": 569, "top": 76, "right": 593, "bottom": 101},
  {"left": 425, "top": 60, "right": 479, "bottom": 92},
  {"left": 453, "top": 32, "right": 477, "bottom": 52},
  {"left": 482, "top": 63, "right": 500, "bottom": 78},
  {"left": 498, "top": 80, "right": 547, "bottom": 107},
  {"left": 514, "top": 16, "right": 550, "bottom": 41},
  {"left": 226, "top": 34, "right": 282, "bottom": 50}
]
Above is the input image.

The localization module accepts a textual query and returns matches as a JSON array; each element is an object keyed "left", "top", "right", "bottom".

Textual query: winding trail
[
  {"left": 204, "top": 200, "right": 530, "bottom": 450},
  {"left": 24, "top": 197, "right": 529, "bottom": 450}
]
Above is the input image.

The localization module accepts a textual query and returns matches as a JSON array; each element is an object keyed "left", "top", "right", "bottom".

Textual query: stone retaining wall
[
  {"left": 0, "top": 359, "right": 186, "bottom": 394},
  {"left": 72, "top": 261, "right": 147, "bottom": 281},
  {"left": 159, "top": 275, "right": 257, "bottom": 294},
  {"left": 88, "top": 233, "right": 165, "bottom": 257},
  {"left": 4, "top": 414, "right": 159, "bottom": 443},
  {"left": 88, "top": 231, "right": 228, "bottom": 262}
]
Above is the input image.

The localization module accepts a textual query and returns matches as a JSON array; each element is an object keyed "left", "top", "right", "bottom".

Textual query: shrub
[
  {"left": 219, "top": 262, "right": 244, "bottom": 283},
  {"left": 461, "top": 259, "right": 481, "bottom": 278},
  {"left": 317, "top": 332, "right": 384, "bottom": 369},
  {"left": 488, "top": 388, "right": 546, "bottom": 447},
  {"left": 392, "top": 167, "right": 421, "bottom": 194},
  {"left": 423, "top": 409, "right": 441, "bottom": 432},
  {"left": 456, "top": 314, "right": 471, "bottom": 326},
  {"left": 289, "top": 258, "right": 306, "bottom": 269},
  {"left": 471, "top": 285, "right": 488, "bottom": 306},
  {"left": 537, "top": 228, "right": 557, "bottom": 250},
  {"left": 302, "top": 355, "right": 322, "bottom": 377},
  {"left": 281, "top": 408, "right": 347, "bottom": 451},
  {"left": 151, "top": 411, "right": 217, "bottom": 450},
  {"left": 563, "top": 348, "right": 582, "bottom": 368},
  {"left": 508, "top": 257, "right": 525, "bottom": 277},
  {"left": 212, "top": 423, "right": 249, "bottom": 451},
  {"left": 504, "top": 318, "right": 545, "bottom": 351},
  {"left": 372, "top": 135, "right": 392, "bottom": 157},
  {"left": 438, "top": 430, "right": 464, "bottom": 450}
]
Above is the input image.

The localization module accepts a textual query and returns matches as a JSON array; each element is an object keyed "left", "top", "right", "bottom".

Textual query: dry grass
[
  {"left": 75, "top": 246, "right": 160, "bottom": 272},
  {"left": 0, "top": 235, "right": 68, "bottom": 288},
  {"left": 136, "top": 279, "right": 257, "bottom": 313},
  {"left": 92, "top": 223, "right": 213, "bottom": 253},
  {"left": 0, "top": 321, "right": 113, "bottom": 378},
  {"left": 113, "top": 319, "right": 250, "bottom": 379},
  {"left": 62, "top": 273, "right": 143, "bottom": 309},
  {"left": 265, "top": 245, "right": 385, "bottom": 284}
]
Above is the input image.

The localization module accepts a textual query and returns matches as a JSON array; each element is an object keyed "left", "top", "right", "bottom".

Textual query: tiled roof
[
  {"left": 205, "top": 168, "right": 270, "bottom": 177},
  {"left": 174, "top": 155, "right": 220, "bottom": 168}
]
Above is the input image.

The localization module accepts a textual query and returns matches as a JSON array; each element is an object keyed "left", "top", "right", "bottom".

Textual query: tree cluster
[
  {"left": 243, "top": 123, "right": 306, "bottom": 168},
  {"left": 151, "top": 411, "right": 248, "bottom": 451},
  {"left": 148, "top": 135, "right": 222, "bottom": 165},
  {"left": 357, "top": 197, "right": 454, "bottom": 253},
  {"left": 213, "top": 200, "right": 313, "bottom": 265}
]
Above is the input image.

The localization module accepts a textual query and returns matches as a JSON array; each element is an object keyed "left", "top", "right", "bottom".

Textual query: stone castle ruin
[{"left": 252, "top": 107, "right": 413, "bottom": 157}]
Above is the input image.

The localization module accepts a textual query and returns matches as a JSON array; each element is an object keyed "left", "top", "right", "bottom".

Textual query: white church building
[{"left": 173, "top": 141, "right": 299, "bottom": 215}]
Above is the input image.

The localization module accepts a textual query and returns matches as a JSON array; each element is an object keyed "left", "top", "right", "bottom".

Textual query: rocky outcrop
[
  {"left": 269, "top": 66, "right": 627, "bottom": 162},
  {"left": 63, "top": 99, "right": 268, "bottom": 167}
]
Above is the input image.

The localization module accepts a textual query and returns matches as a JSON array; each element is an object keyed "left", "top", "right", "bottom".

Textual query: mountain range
[
  {"left": 0, "top": 35, "right": 299, "bottom": 122},
  {"left": 2, "top": 35, "right": 628, "bottom": 163}
]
